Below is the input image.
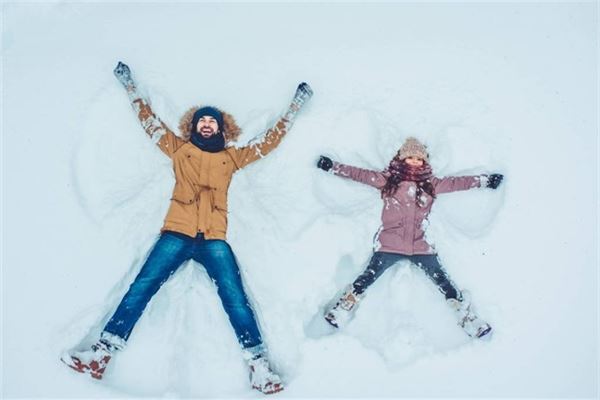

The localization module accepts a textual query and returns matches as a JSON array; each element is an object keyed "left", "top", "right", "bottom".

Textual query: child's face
[{"left": 404, "top": 157, "right": 424, "bottom": 167}]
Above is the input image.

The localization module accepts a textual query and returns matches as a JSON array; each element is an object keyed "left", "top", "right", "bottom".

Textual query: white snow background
[{"left": 2, "top": 1, "right": 598, "bottom": 398}]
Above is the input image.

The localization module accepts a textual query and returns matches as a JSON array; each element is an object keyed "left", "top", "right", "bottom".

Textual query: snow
[{"left": 2, "top": 1, "right": 598, "bottom": 398}]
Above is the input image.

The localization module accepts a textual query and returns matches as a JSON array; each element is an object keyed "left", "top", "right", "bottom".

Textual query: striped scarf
[{"left": 382, "top": 158, "right": 435, "bottom": 206}]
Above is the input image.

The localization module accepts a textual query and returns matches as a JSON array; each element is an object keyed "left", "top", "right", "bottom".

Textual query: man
[{"left": 61, "top": 62, "right": 313, "bottom": 395}]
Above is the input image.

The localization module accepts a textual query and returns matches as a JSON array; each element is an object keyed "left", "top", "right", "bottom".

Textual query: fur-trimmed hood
[{"left": 178, "top": 106, "right": 242, "bottom": 143}]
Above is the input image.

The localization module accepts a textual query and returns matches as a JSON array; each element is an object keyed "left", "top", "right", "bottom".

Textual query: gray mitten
[
  {"left": 284, "top": 82, "right": 313, "bottom": 122},
  {"left": 113, "top": 61, "right": 136, "bottom": 90},
  {"left": 292, "top": 82, "right": 314, "bottom": 108}
]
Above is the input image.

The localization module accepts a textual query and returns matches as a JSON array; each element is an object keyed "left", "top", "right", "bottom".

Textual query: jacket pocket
[
  {"left": 171, "top": 187, "right": 195, "bottom": 205},
  {"left": 210, "top": 205, "right": 228, "bottom": 234},
  {"left": 209, "top": 191, "right": 228, "bottom": 233}
]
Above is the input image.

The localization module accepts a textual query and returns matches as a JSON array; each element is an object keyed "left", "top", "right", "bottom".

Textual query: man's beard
[
  {"left": 199, "top": 127, "right": 216, "bottom": 137},
  {"left": 189, "top": 130, "right": 226, "bottom": 153}
]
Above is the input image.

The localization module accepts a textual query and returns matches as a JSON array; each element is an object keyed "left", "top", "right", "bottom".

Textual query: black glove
[
  {"left": 113, "top": 61, "right": 135, "bottom": 89},
  {"left": 486, "top": 173, "right": 503, "bottom": 189},
  {"left": 317, "top": 156, "right": 333, "bottom": 172}
]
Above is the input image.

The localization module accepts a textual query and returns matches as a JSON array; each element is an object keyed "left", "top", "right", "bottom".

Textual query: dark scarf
[
  {"left": 189, "top": 131, "right": 226, "bottom": 153},
  {"left": 382, "top": 158, "right": 435, "bottom": 206}
]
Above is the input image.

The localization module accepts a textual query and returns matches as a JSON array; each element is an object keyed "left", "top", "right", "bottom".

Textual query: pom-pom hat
[{"left": 398, "top": 137, "right": 429, "bottom": 161}]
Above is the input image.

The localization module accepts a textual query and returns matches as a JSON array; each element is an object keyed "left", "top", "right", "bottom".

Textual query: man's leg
[
  {"left": 103, "top": 231, "right": 193, "bottom": 341},
  {"left": 410, "top": 255, "right": 461, "bottom": 300},
  {"left": 62, "top": 231, "right": 193, "bottom": 379},
  {"left": 193, "top": 239, "right": 262, "bottom": 349},
  {"left": 193, "top": 239, "right": 283, "bottom": 394}
]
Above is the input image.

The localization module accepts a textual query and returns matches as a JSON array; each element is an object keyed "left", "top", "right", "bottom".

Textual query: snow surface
[{"left": 2, "top": 1, "right": 598, "bottom": 398}]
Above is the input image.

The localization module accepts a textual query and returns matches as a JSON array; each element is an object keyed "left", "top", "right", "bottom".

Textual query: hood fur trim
[{"left": 178, "top": 106, "right": 241, "bottom": 143}]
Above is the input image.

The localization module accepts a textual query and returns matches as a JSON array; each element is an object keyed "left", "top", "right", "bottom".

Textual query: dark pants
[
  {"left": 103, "top": 231, "right": 263, "bottom": 349},
  {"left": 352, "top": 251, "right": 461, "bottom": 300}
]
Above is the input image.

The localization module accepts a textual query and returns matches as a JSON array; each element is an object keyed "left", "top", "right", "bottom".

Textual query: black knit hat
[{"left": 191, "top": 106, "right": 224, "bottom": 133}]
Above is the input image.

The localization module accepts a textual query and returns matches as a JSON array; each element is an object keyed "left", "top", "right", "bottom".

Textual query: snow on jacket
[
  {"left": 332, "top": 162, "right": 484, "bottom": 255},
  {"left": 133, "top": 98, "right": 290, "bottom": 240}
]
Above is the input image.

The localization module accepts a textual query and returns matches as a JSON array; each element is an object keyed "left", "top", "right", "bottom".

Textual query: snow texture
[{"left": 2, "top": 1, "right": 598, "bottom": 399}]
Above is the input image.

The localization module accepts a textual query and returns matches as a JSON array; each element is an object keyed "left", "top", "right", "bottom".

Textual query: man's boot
[
  {"left": 60, "top": 331, "right": 125, "bottom": 380},
  {"left": 242, "top": 346, "right": 284, "bottom": 395}
]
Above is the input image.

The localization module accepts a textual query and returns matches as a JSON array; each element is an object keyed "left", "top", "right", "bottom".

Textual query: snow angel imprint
[
  {"left": 61, "top": 62, "right": 314, "bottom": 395},
  {"left": 316, "top": 137, "right": 503, "bottom": 338}
]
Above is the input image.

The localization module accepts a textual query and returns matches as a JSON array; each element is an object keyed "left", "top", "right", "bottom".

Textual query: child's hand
[
  {"left": 486, "top": 174, "right": 504, "bottom": 189},
  {"left": 317, "top": 156, "right": 333, "bottom": 171}
]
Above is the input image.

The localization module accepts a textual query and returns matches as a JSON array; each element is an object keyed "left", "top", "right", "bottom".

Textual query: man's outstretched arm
[
  {"left": 113, "top": 61, "right": 185, "bottom": 158},
  {"left": 229, "top": 83, "right": 313, "bottom": 169}
]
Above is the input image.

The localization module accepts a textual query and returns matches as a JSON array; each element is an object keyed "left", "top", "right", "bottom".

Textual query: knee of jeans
[
  {"left": 219, "top": 285, "right": 250, "bottom": 308},
  {"left": 222, "top": 293, "right": 249, "bottom": 309},
  {"left": 128, "top": 274, "right": 166, "bottom": 296}
]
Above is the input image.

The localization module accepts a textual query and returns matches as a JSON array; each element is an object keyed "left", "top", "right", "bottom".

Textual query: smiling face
[
  {"left": 196, "top": 116, "right": 219, "bottom": 138},
  {"left": 404, "top": 156, "right": 424, "bottom": 167}
]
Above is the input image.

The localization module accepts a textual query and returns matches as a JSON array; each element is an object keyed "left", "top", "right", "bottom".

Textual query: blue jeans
[{"left": 103, "top": 231, "right": 263, "bottom": 349}]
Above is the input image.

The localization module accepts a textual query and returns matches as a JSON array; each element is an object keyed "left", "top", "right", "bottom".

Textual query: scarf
[
  {"left": 189, "top": 131, "right": 226, "bottom": 153},
  {"left": 382, "top": 158, "right": 435, "bottom": 206}
]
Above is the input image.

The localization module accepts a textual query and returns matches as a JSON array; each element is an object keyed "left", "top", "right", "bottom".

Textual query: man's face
[{"left": 196, "top": 116, "right": 219, "bottom": 138}]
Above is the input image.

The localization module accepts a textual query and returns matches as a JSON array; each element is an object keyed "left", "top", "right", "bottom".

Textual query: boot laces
[
  {"left": 339, "top": 291, "right": 358, "bottom": 311},
  {"left": 249, "top": 356, "right": 281, "bottom": 385}
]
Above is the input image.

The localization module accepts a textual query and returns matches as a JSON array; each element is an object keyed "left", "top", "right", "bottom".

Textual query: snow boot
[
  {"left": 60, "top": 331, "right": 125, "bottom": 380},
  {"left": 243, "top": 347, "right": 284, "bottom": 395},
  {"left": 324, "top": 286, "right": 362, "bottom": 329},
  {"left": 447, "top": 291, "right": 492, "bottom": 339}
]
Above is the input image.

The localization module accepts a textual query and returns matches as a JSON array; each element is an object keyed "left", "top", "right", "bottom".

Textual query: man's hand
[
  {"left": 289, "top": 82, "right": 314, "bottom": 113},
  {"left": 114, "top": 61, "right": 135, "bottom": 90},
  {"left": 294, "top": 82, "right": 313, "bottom": 104},
  {"left": 283, "top": 82, "right": 313, "bottom": 123},
  {"left": 486, "top": 173, "right": 504, "bottom": 189},
  {"left": 317, "top": 155, "right": 333, "bottom": 172}
]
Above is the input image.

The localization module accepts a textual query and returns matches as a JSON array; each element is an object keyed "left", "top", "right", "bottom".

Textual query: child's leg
[
  {"left": 325, "top": 252, "right": 404, "bottom": 328},
  {"left": 410, "top": 255, "right": 492, "bottom": 338},
  {"left": 410, "top": 255, "right": 461, "bottom": 300},
  {"left": 352, "top": 252, "right": 406, "bottom": 295}
]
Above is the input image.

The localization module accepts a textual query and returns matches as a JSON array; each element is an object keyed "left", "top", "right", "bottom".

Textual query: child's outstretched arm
[
  {"left": 113, "top": 61, "right": 185, "bottom": 159},
  {"left": 432, "top": 173, "right": 504, "bottom": 194},
  {"left": 316, "top": 155, "right": 387, "bottom": 189}
]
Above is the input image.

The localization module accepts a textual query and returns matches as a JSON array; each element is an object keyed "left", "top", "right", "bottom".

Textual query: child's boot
[
  {"left": 324, "top": 286, "right": 362, "bottom": 328},
  {"left": 447, "top": 291, "right": 492, "bottom": 339}
]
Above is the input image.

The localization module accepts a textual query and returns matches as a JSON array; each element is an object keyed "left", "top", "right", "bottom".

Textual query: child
[{"left": 316, "top": 137, "right": 503, "bottom": 338}]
